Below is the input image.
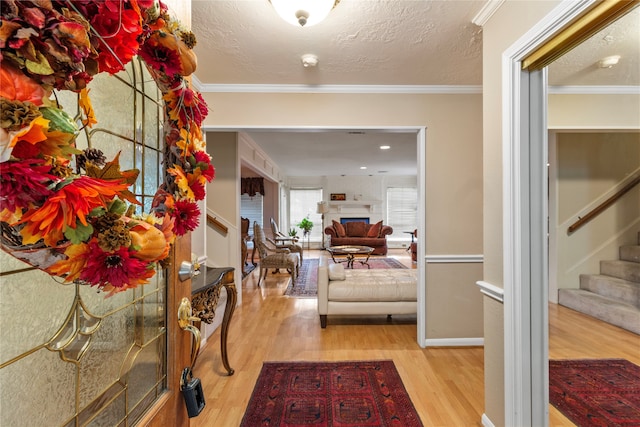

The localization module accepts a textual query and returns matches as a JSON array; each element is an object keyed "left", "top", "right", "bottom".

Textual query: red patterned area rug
[
  {"left": 240, "top": 360, "right": 423, "bottom": 427},
  {"left": 549, "top": 359, "right": 640, "bottom": 427},
  {"left": 284, "top": 257, "right": 408, "bottom": 298}
]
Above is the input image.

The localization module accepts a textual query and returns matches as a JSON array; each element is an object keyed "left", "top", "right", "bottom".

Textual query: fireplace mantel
[{"left": 328, "top": 200, "right": 380, "bottom": 213}]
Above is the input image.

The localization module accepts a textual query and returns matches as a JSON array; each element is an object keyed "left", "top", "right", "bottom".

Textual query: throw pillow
[
  {"left": 328, "top": 263, "right": 346, "bottom": 281},
  {"left": 346, "top": 221, "right": 366, "bottom": 237},
  {"left": 367, "top": 220, "right": 383, "bottom": 237},
  {"left": 333, "top": 220, "right": 346, "bottom": 237}
]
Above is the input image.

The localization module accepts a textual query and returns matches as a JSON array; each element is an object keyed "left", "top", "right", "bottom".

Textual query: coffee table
[{"left": 326, "top": 245, "right": 374, "bottom": 269}]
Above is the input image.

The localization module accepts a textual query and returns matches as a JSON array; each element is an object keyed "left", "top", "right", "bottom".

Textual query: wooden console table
[{"left": 191, "top": 266, "right": 237, "bottom": 375}]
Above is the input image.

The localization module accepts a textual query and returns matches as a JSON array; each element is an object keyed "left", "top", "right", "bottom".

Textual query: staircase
[{"left": 558, "top": 232, "right": 640, "bottom": 335}]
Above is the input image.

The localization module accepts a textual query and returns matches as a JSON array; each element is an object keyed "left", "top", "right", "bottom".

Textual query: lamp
[
  {"left": 270, "top": 0, "right": 340, "bottom": 27},
  {"left": 316, "top": 201, "right": 329, "bottom": 249}
]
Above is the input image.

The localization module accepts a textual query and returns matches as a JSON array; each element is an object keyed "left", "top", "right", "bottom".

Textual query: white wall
[{"left": 287, "top": 175, "right": 417, "bottom": 248}]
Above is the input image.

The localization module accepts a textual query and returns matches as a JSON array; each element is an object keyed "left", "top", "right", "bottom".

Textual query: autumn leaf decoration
[{"left": 0, "top": 0, "right": 213, "bottom": 294}]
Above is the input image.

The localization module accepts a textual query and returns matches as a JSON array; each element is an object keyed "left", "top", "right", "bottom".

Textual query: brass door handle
[{"left": 178, "top": 297, "right": 201, "bottom": 370}]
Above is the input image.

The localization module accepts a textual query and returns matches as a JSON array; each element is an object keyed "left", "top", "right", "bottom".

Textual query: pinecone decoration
[
  {"left": 93, "top": 212, "right": 122, "bottom": 232},
  {"left": 76, "top": 148, "right": 107, "bottom": 173}
]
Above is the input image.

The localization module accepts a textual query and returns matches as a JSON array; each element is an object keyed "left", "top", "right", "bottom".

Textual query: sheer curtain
[{"left": 289, "top": 188, "right": 323, "bottom": 242}]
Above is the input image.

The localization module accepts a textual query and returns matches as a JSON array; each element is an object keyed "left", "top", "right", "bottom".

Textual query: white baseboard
[
  {"left": 424, "top": 337, "right": 484, "bottom": 347},
  {"left": 481, "top": 413, "right": 496, "bottom": 427}
]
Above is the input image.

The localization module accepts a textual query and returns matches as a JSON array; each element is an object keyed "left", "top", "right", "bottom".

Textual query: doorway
[
  {"left": 503, "top": 1, "right": 640, "bottom": 425},
  {"left": 206, "top": 125, "right": 428, "bottom": 346}
]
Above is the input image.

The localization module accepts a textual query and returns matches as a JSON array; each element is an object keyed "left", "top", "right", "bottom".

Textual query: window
[
  {"left": 289, "top": 188, "right": 323, "bottom": 242},
  {"left": 386, "top": 187, "right": 417, "bottom": 240},
  {"left": 241, "top": 193, "right": 263, "bottom": 230}
]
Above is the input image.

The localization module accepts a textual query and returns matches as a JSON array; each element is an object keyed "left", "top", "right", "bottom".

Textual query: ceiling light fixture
[
  {"left": 598, "top": 55, "right": 621, "bottom": 68},
  {"left": 360, "top": 166, "right": 367, "bottom": 170},
  {"left": 380, "top": 145, "right": 390, "bottom": 150},
  {"left": 301, "top": 53, "right": 318, "bottom": 67},
  {"left": 270, "top": 0, "right": 340, "bottom": 27}
]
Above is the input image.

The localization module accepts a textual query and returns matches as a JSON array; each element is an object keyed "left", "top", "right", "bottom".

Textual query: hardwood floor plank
[{"left": 191, "top": 249, "right": 639, "bottom": 427}]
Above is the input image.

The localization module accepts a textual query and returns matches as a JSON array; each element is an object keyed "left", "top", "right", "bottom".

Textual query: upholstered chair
[
  {"left": 253, "top": 222, "right": 298, "bottom": 286},
  {"left": 269, "top": 217, "right": 303, "bottom": 267}
]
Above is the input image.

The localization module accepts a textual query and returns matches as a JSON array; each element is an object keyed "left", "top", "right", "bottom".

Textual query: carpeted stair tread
[
  {"left": 600, "top": 259, "right": 640, "bottom": 282},
  {"left": 620, "top": 245, "right": 640, "bottom": 263},
  {"left": 558, "top": 289, "right": 640, "bottom": 334},
  {"left": 579, "top": 274, "right": 640, "bottom": 307}
]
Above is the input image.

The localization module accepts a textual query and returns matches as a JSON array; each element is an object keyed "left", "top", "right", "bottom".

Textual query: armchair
[
  {"left": 269, "top": 217, "right": 303, "bottom": 267},
  {"left": 253, "top": 222, "right": 298, "bottom": 286}
]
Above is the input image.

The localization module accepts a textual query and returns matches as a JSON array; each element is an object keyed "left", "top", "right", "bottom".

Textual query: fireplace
[{"left": 340, "top": 217, "right": 370, "bottom": 224}]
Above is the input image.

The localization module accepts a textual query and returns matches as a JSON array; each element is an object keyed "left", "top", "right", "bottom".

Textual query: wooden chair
[
  {"left": 269, "top": 217, "right": 303, "bottom": 267},
  {"left": 240, "top": 217, "right": 256, "bottom": 277},
  {"left": 253, "top": 222, "right": 298, "bottom": 286},
  {"left": 410, "top": 229, "right": 417, "bottom": 262}
]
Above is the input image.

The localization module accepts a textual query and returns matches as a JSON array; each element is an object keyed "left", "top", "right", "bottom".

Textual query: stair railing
[
  {"left": 207, "top": 214, "right": 229, "bottom": 235},
  {"left": 568, "top": 173, "right": 640, "bottom": 234}
]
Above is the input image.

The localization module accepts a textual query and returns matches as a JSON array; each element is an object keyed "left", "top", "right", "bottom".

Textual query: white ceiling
[{"left": 192, "top": 1, "right": 639, "bottom": 177}]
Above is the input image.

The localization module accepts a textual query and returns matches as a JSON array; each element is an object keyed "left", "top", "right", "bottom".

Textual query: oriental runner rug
[
  {"left": 549, "top": 359, "right": 640, "bottom": 427},
  {"left": 284, "top": 257, "right": 408, "bottom": 298},
  {"left": 240, "top": 360, "right": 423, "bottom": 427}
]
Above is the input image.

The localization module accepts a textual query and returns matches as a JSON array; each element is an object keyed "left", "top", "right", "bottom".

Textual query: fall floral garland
[{"left": 0, "top": 0, "right": 213, "bottom": 295}]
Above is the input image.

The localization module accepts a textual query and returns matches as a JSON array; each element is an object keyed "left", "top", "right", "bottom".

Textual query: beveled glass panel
[
  {"left": 139, "top": 290, "right": 165, "bottom": 345},
  {"left": 0, "top": 266, "right": 75, "bottom": 363},
  {"left": 78, "top": 305, "right": 135, "bottom": 408},
  {"left": 0, "top": 349, "right": 75, "bottom": 426},
  {"left": 0, "top": 57, "right": 167, "bottom": 426},
  {"left": 83, "top": 388, "right": 126, "bottom": 427},
  {"left": 127, "top": 335, "right": 164, "bottom": 410}
]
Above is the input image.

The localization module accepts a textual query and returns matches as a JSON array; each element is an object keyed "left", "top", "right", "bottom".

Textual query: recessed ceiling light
[
  {"left": 380, "top": 145, "right": 390, "bottom": 150},
  {"left": 360, "top": 166, "right": 367, "bottom": 170}
]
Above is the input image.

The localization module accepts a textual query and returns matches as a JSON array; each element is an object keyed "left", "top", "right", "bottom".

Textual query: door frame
[{"left": 502, "top": 0, "right": 614, "bottom": 425}]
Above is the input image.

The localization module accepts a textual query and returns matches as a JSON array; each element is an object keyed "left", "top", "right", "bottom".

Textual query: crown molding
[
  {"left": 548, "top": 85, "right": 640, "bottom": 95},
  {"left": 191, "top": 76, "right": 481, "bottom": 94},
  {"left": 472, "top": 0, "right": 505, "bottom": 26}
]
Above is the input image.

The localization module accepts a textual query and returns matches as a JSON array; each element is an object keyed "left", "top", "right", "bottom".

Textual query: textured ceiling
[
  {"left": 193, "top": 1, "right": 639, "bottom": 177},
  {"left": 548, "top": 6, "right": 640, "bottom": 86},
  {"left": 192, "top": 0, "right": 484, "bottom": 86}
]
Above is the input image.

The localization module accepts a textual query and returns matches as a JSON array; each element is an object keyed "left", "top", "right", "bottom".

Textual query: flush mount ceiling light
[
  {"left": 380, "top": 145, "right": 390, "bottom": 150},
  {"left": 301, "top": 53, "right": 318, "bottom": 67},
  {"left": 270, "top": 0, "right": 340, "bottom": 27},
  {"left": 598, "top": 55, "right": 621, "bottom": 68}
]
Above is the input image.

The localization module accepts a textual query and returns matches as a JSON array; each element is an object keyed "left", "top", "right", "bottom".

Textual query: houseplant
[{"left": 297, "top": 217, "right": 313, "bottom": 236}]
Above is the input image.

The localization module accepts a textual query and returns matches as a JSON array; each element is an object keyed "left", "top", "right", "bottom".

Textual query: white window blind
[
  {"left": 386, "top": 187, "right": 417, "bottom": 239},
  {"left": 241, "top": 194, "right": 263, "bottom": 230},
  {"left": 289, "top": 188, "right": 323, "bottom": 241}
]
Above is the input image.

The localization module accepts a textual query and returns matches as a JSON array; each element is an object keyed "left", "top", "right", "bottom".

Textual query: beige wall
[
  {"left": 553, "top": 132, "right": 640, "bottom": 293},
  {"left": 482, "top": 1, "right": 561, "bottom": 426},
  {"left": 205, "top": 132, "right": 241, "bottom": 273},
  {"left": 207, "top": 132, "right": 238, "bottom": 221},
  {"left": 201, "top": 91, "right": 484, "bottom": 341},
  {"left": 549, "top": 94, "right": 640, "bottom": 129}
]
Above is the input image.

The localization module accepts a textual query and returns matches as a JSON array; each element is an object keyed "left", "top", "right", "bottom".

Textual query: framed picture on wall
[{"left": 330, "top": 193, "right": 346, "bottom": 201}]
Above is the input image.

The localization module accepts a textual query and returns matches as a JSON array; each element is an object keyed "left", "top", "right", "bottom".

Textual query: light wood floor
[{"left": 191, "top": 249, "right": 640, "bottom": 427}]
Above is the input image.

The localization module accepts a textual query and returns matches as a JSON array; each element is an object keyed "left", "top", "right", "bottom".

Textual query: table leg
[
  {"left": 360, "top": 252, "right": 372, "bottom": 269},
  {"left": 346, "top": 254, "right": 355, "bottom": 268},
  {"left": 220, "top": 282, "right": 237, "bottom": 376}
]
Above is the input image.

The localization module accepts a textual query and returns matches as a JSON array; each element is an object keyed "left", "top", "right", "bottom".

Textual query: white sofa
[{"left": 317, "top": 256, "right": 417, "bottom": 328}]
